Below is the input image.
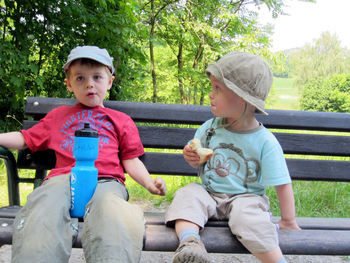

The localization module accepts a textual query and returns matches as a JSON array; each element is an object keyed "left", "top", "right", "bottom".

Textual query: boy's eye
[
  {"left": 94, "top": 75, "right": 102, "bottom": 80},
  {"left": 76, "top": 76, "right": 84, "bottom": 81}
]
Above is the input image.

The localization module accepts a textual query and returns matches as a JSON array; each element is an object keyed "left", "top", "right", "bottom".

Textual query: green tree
[
  {"left": 290, "top": 31, "right": 350, "bottom": 90},
  {"left": 300, "top": 74, "right": 350, "bottom": 112},
  {"left": 0, "top": 0, "right": 315, "bottom": 131},
  {"left": 269, "top": 51, "right": 291, "bottom": 78},
  {"left": 138, "top": 0, "right": 286, "bottom": 104},
  {"left": 0, "top": 0, "right": 145, "bottom": 130}
]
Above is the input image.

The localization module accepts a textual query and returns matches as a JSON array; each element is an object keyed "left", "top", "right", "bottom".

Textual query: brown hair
[{"left": 65, "top": 58, "right": 112, "bottom": 79}]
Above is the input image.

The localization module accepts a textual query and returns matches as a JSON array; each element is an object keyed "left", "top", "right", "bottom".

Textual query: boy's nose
[
  {"left": 209, "top": 91, "right": 214, "bottom": 99},
  {"left": 86, "top": 78, "right": 94, "bottom": 88}
]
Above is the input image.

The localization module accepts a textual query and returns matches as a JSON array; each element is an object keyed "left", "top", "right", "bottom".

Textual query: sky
[{"left": 255, "top": 0, "right": 350, "bottom": 52}]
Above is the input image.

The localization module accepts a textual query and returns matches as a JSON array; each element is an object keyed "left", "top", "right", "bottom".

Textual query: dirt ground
[{"left": 1, "top": 245, "right": 350, "bottom": 263}]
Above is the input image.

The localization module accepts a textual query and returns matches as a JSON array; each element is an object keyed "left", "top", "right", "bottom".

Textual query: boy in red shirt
[{"left": 0, "top": 46, "right": 166, "bottom": 263}]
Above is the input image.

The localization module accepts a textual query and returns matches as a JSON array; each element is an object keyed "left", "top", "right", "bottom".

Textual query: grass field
[
  {"left": 266, "top": 77, "right": 300, "bottom": 110},
  {"left": 1, "top": 77, "right": 350, "bottom": 218}
]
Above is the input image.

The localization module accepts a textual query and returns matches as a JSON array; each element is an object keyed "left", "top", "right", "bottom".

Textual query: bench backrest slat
[
  {"left": 286, "top": 159, "right": 350, "bottom": 182},
  {"left": 18, "top": 97, "right": 350, "bottom": 183},
  {"left": 23, "top": 120, "right": 350, "bottom": 156},
  {"left": 17, "top": 150, "right": 350, "bottom": 182},
  {"left": 26, "top": 97, "right": 350, "bottom": 131},
  {"left": 142, "top": 153, "right": 350, "bottom": 182}
]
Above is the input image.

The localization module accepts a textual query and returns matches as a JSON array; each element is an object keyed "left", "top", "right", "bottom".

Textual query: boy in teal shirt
[{"left": 165, "top": 52, "right": 300, "bottom": 263}]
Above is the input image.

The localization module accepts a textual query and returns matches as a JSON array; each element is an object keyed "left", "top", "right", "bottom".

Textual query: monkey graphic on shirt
[{"left": 205, "top": 143, "right": 260, "bottom": 188}]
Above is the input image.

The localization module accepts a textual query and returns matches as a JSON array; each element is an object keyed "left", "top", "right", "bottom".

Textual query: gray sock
[
  {"left": 179, "top": 228, "right": 200, "bottom": 242},
  {"left": 275, "top": 257, "right": 287, "bottom": 263}
]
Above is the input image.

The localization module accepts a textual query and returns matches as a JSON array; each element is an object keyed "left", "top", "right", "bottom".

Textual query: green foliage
[
  {"left": 268, "top": 51, "right": 291, "bottom": 78},
  {"left": 0, "top": 0, "right": 314, "bottom": 131},
  {"left": 137, "top": 0, "right": 286, "bottom": 104},
  {"left": 300, "top": 74, "right": 350, "bottom": 112},
  {"left": 289, "top": 32, "right": 350, "bottom": 91},
  {"left": 0, "top": 0, "right": 146, "bottom": 131},
  {"left": 270, "top": 31, "right": 350, "bottom": 113}
]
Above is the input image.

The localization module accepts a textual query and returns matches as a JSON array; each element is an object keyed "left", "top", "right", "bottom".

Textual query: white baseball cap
[{"left": 63, "top": 46, "right": 115, "bottom": 74}]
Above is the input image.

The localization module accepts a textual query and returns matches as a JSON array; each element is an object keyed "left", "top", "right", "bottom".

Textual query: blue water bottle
[{"left": 70, "top": 122, "right": 99, "bottom": 218}]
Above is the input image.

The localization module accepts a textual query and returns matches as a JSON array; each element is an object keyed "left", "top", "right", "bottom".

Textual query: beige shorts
[
  {"left": 12, "top": 174, "right": 144, "bottom": 263},
  {"left": 165, "top": 183, "right": 279, "bottom": 254}
]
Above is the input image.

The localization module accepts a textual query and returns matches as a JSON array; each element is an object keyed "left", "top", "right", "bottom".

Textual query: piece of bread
[{"left": 190, "top": 138, "right": 213, "bottom": 164}]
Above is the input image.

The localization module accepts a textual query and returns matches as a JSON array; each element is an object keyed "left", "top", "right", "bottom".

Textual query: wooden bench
[{"left": 1, "top": 96, "right": 350, "bottom": 255}]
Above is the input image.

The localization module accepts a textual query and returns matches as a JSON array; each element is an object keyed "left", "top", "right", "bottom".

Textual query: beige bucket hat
[{"left": 206, "top": 52, "right": 273, "bottom": 115}]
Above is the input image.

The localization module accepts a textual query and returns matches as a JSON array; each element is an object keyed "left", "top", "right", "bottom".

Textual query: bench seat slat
[
  {"left": 1, "top": 207, "right": 349, "bottom": 231},
  {"left": 144, "top": 225, "right": 350, "bottom": 255},
  {"left": 144, "top": 211, "right": 350, "bottom": 230},
  {"left": 1, "top": 216, "right": 350, "bottom": 255}
]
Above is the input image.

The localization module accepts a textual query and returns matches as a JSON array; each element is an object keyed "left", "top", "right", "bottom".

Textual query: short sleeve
[
  {"left": 20, "top": 111, "right": 55, "bottom": 152},
  {"left": 117, "top": 116, "right": 145, "bottom": 160},
  {"left": 260, "top": 141, "right": 291, "bottom": 186}
]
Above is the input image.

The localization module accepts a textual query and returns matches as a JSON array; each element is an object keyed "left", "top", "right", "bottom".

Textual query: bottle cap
[{"left": 75, "top": 123, "right": 98, "bottom": 138}]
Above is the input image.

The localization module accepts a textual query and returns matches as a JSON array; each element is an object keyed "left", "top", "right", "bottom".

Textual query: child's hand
[
  {"left": 278, "top": 218, "right": 301, "bottom": 230},
  {"left": 147, "top": 177, "right": 167, "bottom": 196},
  {"left": 183, "top": 144, "right": 200, "bottom": 168}
]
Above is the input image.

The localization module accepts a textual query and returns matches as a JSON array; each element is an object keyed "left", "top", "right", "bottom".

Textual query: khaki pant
[
  {"left": 12, "top": 174, "right": 144, "bottom": 263},
  {"left": 165, "top": 183, "right": 279, "bottom": 254}
]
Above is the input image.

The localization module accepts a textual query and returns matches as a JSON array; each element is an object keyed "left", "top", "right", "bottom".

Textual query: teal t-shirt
[{"left": 194, "top": 118, "right": 291, "bottom": 195}]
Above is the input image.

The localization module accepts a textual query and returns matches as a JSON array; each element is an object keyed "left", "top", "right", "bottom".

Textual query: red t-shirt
[{"left": 21, "top": 103, "right": 144, "bottom": 183}]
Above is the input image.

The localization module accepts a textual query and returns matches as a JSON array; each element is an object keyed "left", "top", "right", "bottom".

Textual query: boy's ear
[
  {"left": 65, "top": 78, "right": 74, "bottom": 93},
  {"left": 107, "top": 76, "right": 115, "bottom": 90}
]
